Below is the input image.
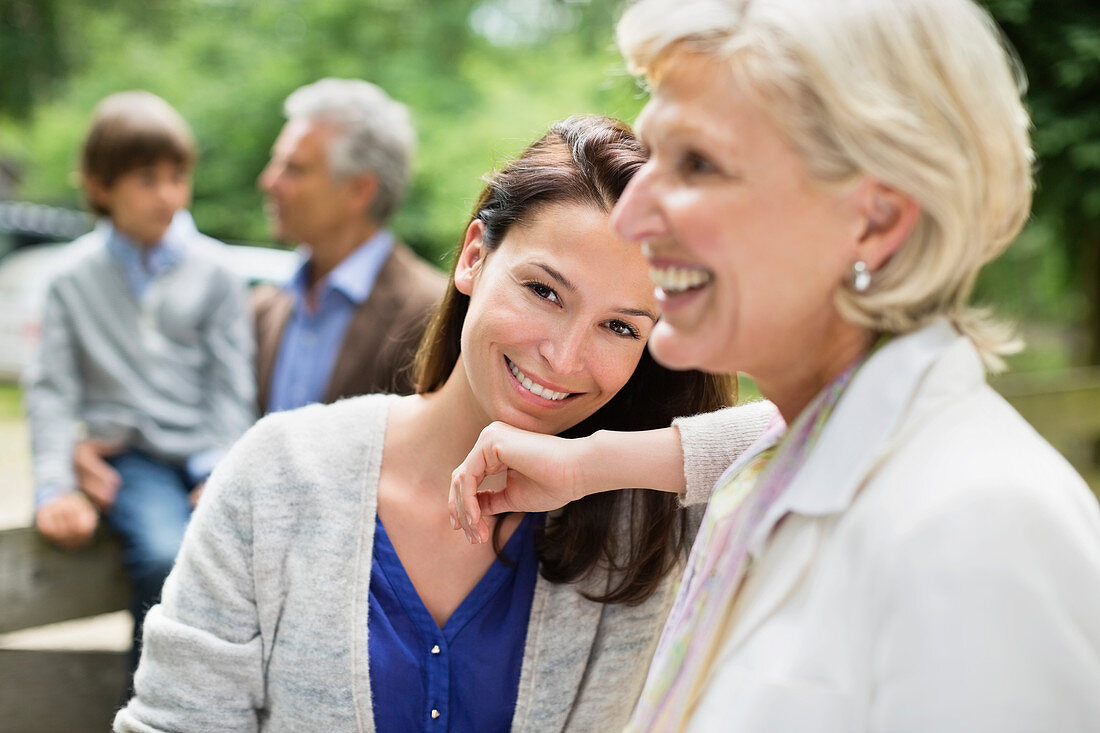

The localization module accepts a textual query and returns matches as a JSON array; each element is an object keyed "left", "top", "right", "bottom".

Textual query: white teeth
[
  {"left": 648, "top": 266, "right": 711, "bottom": 294},
  {"left": 508, "top": 359, "right": 569, "bottom": 401}
]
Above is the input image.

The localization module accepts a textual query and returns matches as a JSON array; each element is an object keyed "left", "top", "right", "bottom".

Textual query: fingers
[
  {"left": 82, "top": 474, "right": 120, "bottom": 512},
  {"left": 74, "top": 440, "right": 123, "bottom": 482},
  {"left": 450, "top": 423, "right": 515, "bottom": 544},
  {"left": 189, "top": 482, "right": 205, "bottom": 508},
  {"left": 450, "top": 463, "right": 485, "bottom": 544},
  {"left": 449, "top": 421, "right": 581, "bottom": 544},
  {"left": 450, "top": 428, "right": 486, "bottom": 538},
  {"left": 74, "top": 442, "right": 122, "bottom": 511},
  {"left": 93, "top": 462, "right": 122, "bottom": 491},
  {"left": 36, "top": 494, "right": 98, "bottom": 549},
  {"left": 84, "top": 438, "right": 125, "bottom": 457},
  {"left": 478, "top": 489, "right": 513, "bottom": 518}
]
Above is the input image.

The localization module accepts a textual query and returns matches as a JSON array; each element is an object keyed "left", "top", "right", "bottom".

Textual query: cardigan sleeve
[
  {"left": 674, "top": 401, "right": 777, "bottom": 506},
  {"left": 114, "top": 421, "right": 271, "bottom": 732}
]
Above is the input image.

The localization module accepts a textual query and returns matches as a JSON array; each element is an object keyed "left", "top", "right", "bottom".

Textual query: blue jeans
[{"left": 103, "top": 450, "right": 194, "bottom": 672}]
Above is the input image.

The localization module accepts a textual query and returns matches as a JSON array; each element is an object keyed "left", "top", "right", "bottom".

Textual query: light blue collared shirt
[
  {"left": 267, "top": 230, "right": 395, "bottom": 413},
  {"left": 104, "top": 211, "right": 193, "bottom": 298}
]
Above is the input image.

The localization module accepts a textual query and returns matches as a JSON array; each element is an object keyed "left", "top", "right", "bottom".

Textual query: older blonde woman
[{"left": 451, "top": 0, "right": 1100, "bottom": 729}]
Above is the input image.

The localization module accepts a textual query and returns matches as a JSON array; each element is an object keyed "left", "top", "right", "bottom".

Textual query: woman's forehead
[
  {"left": 637, "top": 53, "right": 745, "bottom": 142},
  {"left": 496, "top": 204, "right": 655, "bottom": 305}
]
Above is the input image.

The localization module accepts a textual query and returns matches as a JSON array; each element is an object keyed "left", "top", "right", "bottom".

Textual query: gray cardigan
[{"left": 114, "top": 395, "right": 774, "bottom": 732}]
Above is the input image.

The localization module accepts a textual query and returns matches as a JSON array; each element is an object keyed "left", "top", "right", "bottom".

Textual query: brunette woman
[{"left": 115, "top": 116, "right": 772, "bottom": 732}]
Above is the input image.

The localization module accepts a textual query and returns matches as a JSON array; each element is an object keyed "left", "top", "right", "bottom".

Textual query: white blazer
[{"left": 686, "top": 321, "right": 1100, "bottom": 732}]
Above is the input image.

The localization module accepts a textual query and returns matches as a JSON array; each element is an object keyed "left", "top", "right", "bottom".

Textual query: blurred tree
[
  {"left": 4, "top": 0, "right": 1097, "bottom": 367},
  {"left": 0, "top": 0, "right": 65, "bottom": 119},
  {"left": 982, "top": 0, "right": 1100, "bottom": 363},
  {"left": 0, "top": 0, "right": 638, "bottom": 264}
]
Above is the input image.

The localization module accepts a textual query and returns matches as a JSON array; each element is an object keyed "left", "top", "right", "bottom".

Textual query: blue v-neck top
[{"left": 368, "top": 513, "right": 541, "bottom": 732}]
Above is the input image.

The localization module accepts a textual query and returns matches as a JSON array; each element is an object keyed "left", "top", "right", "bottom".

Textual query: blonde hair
[{"left": 618, "top": 0, "right": 1034, "bottom": 368}]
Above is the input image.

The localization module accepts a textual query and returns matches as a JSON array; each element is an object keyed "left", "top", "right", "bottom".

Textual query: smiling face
[
  {"left": 612, "top": 51, "right": 873, "bottom": 407},
  {"left": 89, "top": 158, "right": 192, "bottom": 247},
  {"left": 454, "top": 202, "right": 658, "bottom": 436}
]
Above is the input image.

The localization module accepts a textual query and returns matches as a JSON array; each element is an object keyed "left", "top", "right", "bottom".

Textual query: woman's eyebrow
[
  {"left": 535, "top": 262, "right": 577, "bottom": 292},
  {"left": 535, "top": 262, "right": 656, "bottom": 322},
  {"left": 617, "top": 307, "right": 658, "bottom": 323}
]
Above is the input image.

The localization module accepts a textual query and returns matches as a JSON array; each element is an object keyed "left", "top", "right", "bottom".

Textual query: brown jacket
[{"left": 251, "top": 241, "right": 446, "bottom": 414}]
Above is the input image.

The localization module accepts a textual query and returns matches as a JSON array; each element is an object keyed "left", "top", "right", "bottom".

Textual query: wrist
[
  {"left": 585, "top": 427, "right": 685, "bottom": 496},
  {"left": 574, "top": 431, "right": 614, "bottom": 500}
]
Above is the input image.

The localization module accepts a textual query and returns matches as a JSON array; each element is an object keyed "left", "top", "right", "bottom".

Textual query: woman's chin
[
  {"left": 648, "top": 321, "right": 741, "bottom": 376},
  {"left": 647, "top": 324, "right": 704, "bottom": 372}
]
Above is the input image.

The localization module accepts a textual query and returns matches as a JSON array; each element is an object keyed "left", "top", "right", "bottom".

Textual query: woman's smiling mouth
[
  {"left": 647, "top": 265, "right": 712, "bottom": 295},
  {"left": 505, "top": 357, "right": 574, "bottom": 402}
]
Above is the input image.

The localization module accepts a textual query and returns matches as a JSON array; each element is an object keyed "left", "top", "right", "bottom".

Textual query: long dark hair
[{"left": 414, "top": 115, "right": 735, "bottom": 604}]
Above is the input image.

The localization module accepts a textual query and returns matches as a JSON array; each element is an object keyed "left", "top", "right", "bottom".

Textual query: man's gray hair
[{"left": 284, "top": 78, "right": 415, "bottom": 225}]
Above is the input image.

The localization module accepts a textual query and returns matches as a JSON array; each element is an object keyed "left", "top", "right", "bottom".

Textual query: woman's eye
[
  {"left": 606, "top": 320, "right": 641, "bottom": 340},
  {"left": 682, "top": 152, "right": 717, "bottom": 176},
  {"left": 525, "top": 281, "right": 560, "bottom": 304}
]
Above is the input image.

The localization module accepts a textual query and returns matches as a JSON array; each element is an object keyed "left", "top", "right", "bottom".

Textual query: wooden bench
[{"left": 0, "top": 526, "right": 129, "bottom": 731}]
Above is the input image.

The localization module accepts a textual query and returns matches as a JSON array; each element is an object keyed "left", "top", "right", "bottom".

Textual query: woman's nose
[
  {"left": 611, "top": 162, "right": 665, "bottom": 244},
  {"left": 538, "top": 325, "right": 588, "bottom": 376}
]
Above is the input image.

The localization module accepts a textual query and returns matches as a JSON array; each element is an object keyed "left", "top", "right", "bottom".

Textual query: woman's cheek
[{"left": 599, "top": 340, "right": 647, "bottom": 394}]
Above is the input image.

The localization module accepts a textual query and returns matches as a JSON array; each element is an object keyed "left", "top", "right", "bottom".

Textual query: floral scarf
[{"left": 627, "top": 361, "right": 863, "bottom": 731}]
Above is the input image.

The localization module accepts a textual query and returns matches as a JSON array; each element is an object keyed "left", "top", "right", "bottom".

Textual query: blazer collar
[
  {"left": 322, "top": 243, "right": 406, "bottom": 403},
  {"left": 286, "top": 230, "right": 394, "bottom": 308},
  {"left": 746, "top": 319, "right": 982, "bottom": 557},
  {"left": 255, "top": 290, "right": 293, "bottom": 415}
]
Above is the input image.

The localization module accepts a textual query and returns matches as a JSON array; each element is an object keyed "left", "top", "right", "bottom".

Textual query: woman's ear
[
  {"left": 852, "top": 179, "right": 921, "bottom": 271},
  {"left": 454, "top": 219, "right": 487, "bottom": 296}
]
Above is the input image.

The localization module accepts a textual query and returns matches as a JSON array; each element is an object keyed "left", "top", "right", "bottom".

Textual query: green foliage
[
  {"left": 977, "top": 0, "right": 1100, "bottom": 362},
  {"left": 0, "top": 1, "right": 66, "bottom": 119},
  {"left": 0, "top": 0, "right": 641, "bottom": 265},
  {"left": 5, "top": 0, "right": 1098, "bottom": 364}
]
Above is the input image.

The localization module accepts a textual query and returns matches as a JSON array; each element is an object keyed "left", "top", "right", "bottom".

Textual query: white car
[{"left": 0, "top": 241, "right": 298, "bottom": 381}]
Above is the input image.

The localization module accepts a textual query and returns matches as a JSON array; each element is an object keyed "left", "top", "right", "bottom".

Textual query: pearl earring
[{"left": 851, "top": 261, "right": 871, "bottom": 293}]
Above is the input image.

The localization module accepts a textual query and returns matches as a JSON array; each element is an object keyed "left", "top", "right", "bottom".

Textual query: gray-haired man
[{"left": 253, "top": 78, "right": 445, "bottom": 413}]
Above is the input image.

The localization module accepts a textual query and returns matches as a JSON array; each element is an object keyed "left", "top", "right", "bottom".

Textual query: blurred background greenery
[
  {"left": 0, "top": 0, "right": 645, "bottom": 266},
  {"left": 1, "top": 0, "right": 1098, "bottom": 371}
]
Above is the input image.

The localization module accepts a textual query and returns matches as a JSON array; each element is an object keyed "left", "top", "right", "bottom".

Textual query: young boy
[{"left": 24, "top": 90, "right": 256, "bottom": 669}]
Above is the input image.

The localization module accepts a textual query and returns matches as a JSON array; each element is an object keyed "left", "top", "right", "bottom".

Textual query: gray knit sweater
[
  {"left": 23, "top": 224, "right": 255, "bottom": 505},
  {"left": 114, "top": 395, "right": 775, "bottom": 732}
]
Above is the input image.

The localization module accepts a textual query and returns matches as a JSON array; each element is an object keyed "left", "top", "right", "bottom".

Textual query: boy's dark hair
[
  {"left": 414, "top": 115, "right": 736, "bottom": 605},
  {"left": 80, "top": 91, "right": 196, "bottom": 216}
]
